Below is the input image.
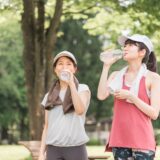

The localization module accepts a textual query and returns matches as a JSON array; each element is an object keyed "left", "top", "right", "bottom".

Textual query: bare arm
[
  {"left": 69, "top": 81, "right": 90, "bottom": 115},
  {"left": 38, "top": 110, "right": 48, "bottom": 160},
  {"left": 97, "top": 53, "right": 121, "bottom": 100},
  {"left": 97, "top": 64, "right": 118, "bottom": 100},
  {"left": 129, "top": 73, "right": 160, "bottom": 120}
]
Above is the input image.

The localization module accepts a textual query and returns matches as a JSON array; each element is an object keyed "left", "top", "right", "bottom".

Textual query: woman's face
[
  {"left": 54, "top": 56, "right": 77, "bottom": 77},
  {"left": 122, "top": 40, "right": 141, "bottom": 61}
]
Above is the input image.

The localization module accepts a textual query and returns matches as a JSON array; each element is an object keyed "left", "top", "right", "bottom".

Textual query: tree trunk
[{"left": 21, "top": 0, "right": 63, "bottom": 140}]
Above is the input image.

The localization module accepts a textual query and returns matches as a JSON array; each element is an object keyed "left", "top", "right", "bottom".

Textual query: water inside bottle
[
  {"left": 100, "top": 49, "right": 123, "bottom": 62},
  {"left": 60, "top": 71, "right": 70, "bottom": 81}
]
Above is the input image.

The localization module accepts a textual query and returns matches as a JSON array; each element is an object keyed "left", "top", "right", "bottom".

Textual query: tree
[{"left": 21, "top": 0, "right": 63, "bottom": 139}]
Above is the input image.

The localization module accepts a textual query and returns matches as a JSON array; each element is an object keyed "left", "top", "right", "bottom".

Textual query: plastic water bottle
[
  {"left": 60, "top": 70, "right": 70, "bottom": 81},
  {"left": 100, "top": 49, "right": 123, "bottom": 62},
  {"left": 108, "top": 87, "right": 115, "bottom": 94}
]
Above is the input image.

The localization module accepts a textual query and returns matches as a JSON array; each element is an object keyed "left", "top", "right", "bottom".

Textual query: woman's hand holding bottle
[
  {"left": 100, "top": 49, "right": 123, "bottom": 66},
  {"left": 59, "top": 69, "right": 74, "bottom": 85}
]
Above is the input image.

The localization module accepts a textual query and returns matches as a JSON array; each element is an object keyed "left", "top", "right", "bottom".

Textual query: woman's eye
[
  {"left": 57, "top": 62, "right": 63, "bottom": 65},
  {"left": 128, "top": 44, "right": 133, "bottom": 46},
  {"left": 124, "top": 43, "right": 133, "bottom": 47}
]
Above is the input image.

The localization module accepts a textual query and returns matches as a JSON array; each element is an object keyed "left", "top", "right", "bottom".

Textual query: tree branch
[
  {"left": 63, "top": 3, "right": 97, "bottom": 16},
  {"left": 45, "top": 0, "right": 63, "bottom": 90},
  {"left": 45, "top": 0, "right": 63, "bottom": 50}
]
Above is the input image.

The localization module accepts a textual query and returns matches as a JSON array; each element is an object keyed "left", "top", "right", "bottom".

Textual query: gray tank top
[{"left": 41, "top": 84, "right": 90, "bottom": 147}]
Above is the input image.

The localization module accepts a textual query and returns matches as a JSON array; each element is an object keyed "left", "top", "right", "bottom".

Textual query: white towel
[{"left": 108, "top": 63, "right": 148, "bottom": 102}]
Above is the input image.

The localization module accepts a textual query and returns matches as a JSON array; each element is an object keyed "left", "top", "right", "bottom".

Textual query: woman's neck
[
  {"left": 60, "top": 81, "right": 68, "bottom": 90},
  {"left": 127, "top": 61, "right": 142, "bottom": 73},
  {"left": 124, "top": 63, "right": 143, "bottom": 85}
]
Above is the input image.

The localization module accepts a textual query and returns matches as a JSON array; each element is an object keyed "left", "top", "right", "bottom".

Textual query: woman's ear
[
  {"left": 53, "top": 68, "right": 57, "bottom": 75},
  {"left": 73, "top": 66, "right": 77, "bottom": 74},
  {"left": 139, "top": 49, "right": 146, "bottom": 58}
]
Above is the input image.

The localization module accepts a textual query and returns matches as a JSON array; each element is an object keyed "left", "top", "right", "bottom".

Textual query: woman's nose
[{"left": 62, "top": 65, "right": 67, "bottom": 69}]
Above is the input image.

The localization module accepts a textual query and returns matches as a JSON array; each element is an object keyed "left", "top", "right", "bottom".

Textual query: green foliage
[
  {"left": 0, "top": 0, "right": 22, "bottom": 14},
  {"left": 25, "top": 156, "right": 32, "bottom": 160},
  {"left": 82, "top": 0, "right": 160, "bottom": 60},
  {"left": 87, "top": 138, "right": 101, "bottom": 146},
  {"left": 0, "top": 12, "right": 28, "bottom": 142},
  {"left": 156, "top": 134, "right": 160, "bottom": 145}
]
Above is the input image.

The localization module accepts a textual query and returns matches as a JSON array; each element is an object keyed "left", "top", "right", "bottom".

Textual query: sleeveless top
[
  {"left": 106, "top": 76, "right": 156, "bottom": 151},
  {"left": 41, "top": 84, "right": 90, "bottom": 147}
]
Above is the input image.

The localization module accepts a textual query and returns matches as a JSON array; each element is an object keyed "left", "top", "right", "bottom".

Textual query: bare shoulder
[{"left": 146, "top": 70, "right": 160, "bottom": 84}]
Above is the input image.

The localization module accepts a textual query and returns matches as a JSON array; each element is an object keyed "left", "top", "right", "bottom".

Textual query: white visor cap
[
  {"left": 53, "top": 51, "right": 77, "bottom": 66},
  {"left": 118, "top": 34, "right": 153, "bottom": 54}
]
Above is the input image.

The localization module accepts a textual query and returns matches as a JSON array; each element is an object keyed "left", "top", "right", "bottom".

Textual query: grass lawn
[
  {"left": 0, "top": 145, "right": 159, "bottom": 160},
  {"left": 0, "top": 145, "right": 31, "bottom": 160}
]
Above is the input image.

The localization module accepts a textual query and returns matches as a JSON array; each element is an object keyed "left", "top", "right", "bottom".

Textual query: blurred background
[{"left": 0, "top": 0, "right": 160, "bottom": 153}]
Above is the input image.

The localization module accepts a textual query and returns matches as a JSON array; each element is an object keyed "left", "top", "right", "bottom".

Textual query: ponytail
[
  {"left": 139, "top": 42, "right": 157, "bottom": 73},
  {"left": 146, "top": 51, "right": 157, "bottom": 72}
]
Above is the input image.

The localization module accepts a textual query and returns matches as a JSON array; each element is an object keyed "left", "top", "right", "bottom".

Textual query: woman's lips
[{"left": 123, "top": 52, "right": 128, "bottom": 56}]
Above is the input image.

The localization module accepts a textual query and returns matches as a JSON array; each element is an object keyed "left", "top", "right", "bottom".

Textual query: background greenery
[{"left": 0, "top": 0, "right": 160, "bottom": 144}]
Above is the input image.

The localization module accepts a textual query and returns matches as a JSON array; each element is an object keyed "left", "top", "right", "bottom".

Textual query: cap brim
[
  {"left": 118, "top": 35, "right": 130, "bottom": 46},
  {"left": 53, "top": 51, "right": 77, "bottom": 65},
  {"left": 54, "top": 53, "right": 70, "bottom": 63}
]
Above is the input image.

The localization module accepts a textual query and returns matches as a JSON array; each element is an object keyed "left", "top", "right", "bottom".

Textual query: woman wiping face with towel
[
  {"left": 97, "top": 34, "right": 160, "bottom": 160},
  {"left": 39, "top": 51, "right": 91, "bottom": 160}
]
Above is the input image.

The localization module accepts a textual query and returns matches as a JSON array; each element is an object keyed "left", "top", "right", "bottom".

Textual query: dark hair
[
  {"left": 125, "top": 40, "right": 157, "bottom": 72},
  {"left": 138, "top": 42, "right": 157, "bottom": 72}
]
